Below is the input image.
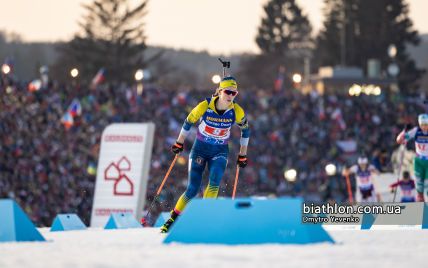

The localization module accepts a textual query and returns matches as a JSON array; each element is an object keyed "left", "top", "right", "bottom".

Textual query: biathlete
[
  {"left": 390, "top": 171, "right": 416, "bottom": 202},
  {"left": 396, "top": 114, "right": 428, "bottom": 201},
  {"left": 343, "top": 156, "right": 381, "bottom": 202},
  {"left": 161, "top": 76, "right": 250, "bottom": 233}
]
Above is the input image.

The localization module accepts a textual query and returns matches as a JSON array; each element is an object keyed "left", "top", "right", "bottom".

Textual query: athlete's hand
[
  {"left": 342, "top": 168, "right": 349, "bottom": 177},
  {"left": 237, "top": 155, "right": 248, "bottom": 168},
  {"left": 171, "top": 141, "right": 184, "bottom": 154},
  {"left": 397, "top": 136, "right": 407, "bottom": 145}
]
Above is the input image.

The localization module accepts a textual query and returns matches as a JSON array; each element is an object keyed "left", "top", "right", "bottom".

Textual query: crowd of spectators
[{"left": 0, "top": 73, "right": 422, "bottom": 226}]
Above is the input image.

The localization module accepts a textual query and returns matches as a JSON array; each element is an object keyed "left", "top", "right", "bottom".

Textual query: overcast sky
[{"left": 0, "top": 0, "right": 426, "bottom": 55}]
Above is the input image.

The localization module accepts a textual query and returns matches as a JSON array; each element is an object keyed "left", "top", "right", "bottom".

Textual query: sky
[{"left": 0, "top": 0, "right": 426, "bottom": 55}]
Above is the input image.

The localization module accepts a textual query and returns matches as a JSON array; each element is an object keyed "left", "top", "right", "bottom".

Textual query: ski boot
[{"left": 160, "top": 210, "right": 179, "bottom": 233}]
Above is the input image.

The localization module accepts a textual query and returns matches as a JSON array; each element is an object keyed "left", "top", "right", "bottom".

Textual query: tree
[
  {"left": 54, "top": 0, "right": 155, "bottom": 83},
  {"left": 239, "top": 0, "right": 313, "bottom": 89},
  {"left": 315, "top": 0, "right": 346, "bottom": 67},
  {"left": 316, "top": 0, "right": 424, "bottom": 93},
  {"left": 256, "top": 0, "right": 313, "bottom": 57}
]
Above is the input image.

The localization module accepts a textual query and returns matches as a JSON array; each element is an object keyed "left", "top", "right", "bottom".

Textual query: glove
[
  {"left": 396, "top": 131, "right": 407, "bottom": 145},
  {"left": 398, "top": 139, "right": 407, "bottom": 145},
  {"left": 237, "top": 155, "right": 248, "bottom": 168},
  {"left": 171, "top": 141, "right": 184, "bottom": 154},
  {"left": 397, "top": 125, "right": 411, "bottom": 144}
]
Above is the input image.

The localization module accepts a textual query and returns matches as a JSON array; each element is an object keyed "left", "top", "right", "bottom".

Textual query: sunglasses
[{"left": 223, "top": 89, "right": 238, "bottom": 96}]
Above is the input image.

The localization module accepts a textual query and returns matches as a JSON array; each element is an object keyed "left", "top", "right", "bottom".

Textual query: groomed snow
[{"left": 0, "top": 227, "right": 426, "bottom": 268}]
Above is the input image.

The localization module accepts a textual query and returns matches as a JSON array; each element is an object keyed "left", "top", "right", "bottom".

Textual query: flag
[
  {"left": 331, "top": 107, "right": 346, "bottom": 130},
  {"left": 28, "top": 79, "right": 42, "bottom": 92},
  {"left": 126, "top": 89, "right": 137, "bottom": 106},
  {"left": 61, "top": 111, "right": 74, "bottom": 130},
  {"left": 67, "top": 98, "right": 82, "bottom": 117},
  {"left": 172, "top": 92, "right": 188, "bottom": 106},
  {"left": 274, "top": 66, "right": 285, "bottom": 91},
  {"left": 274, "top": 74, "right": 283, "bottom": 91},
  {"left": 91, "top": 68, "right": 106, "bottom": 87},
  {"left": 336, "top": 140, "right": 357, "bottom": 154}
]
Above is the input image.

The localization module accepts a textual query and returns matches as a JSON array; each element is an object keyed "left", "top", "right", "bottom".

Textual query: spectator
[{"left": 0, "top": 73, "right": 421, "bottom": 226}]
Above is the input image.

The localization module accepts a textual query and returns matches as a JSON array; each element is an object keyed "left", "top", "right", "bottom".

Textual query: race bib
[
  {"left": 359, "top": 176, "right": 370, "bottom": 184},
  {"left": 204, "top": 125, "right": 228, "bottom": 137},
  {"left": 401, "top": 189, "right": 413, "bottom": 197},
  {"left": 415, "top": 142, "right": 428, "bottom": 156}
]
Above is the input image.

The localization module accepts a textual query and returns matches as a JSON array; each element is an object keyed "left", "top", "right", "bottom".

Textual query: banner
[{"left": 90, "top": 123, "right": 155, "bottom": 227}]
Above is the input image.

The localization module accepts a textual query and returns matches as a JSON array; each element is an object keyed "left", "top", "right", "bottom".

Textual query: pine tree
[
  {"left": 256, "top": 0, "right": 312, "bottom": 57},
  {"left": 316, "top": 0, "right": 424, "bottom": 93},
  {"left": 315, "top": 0, "right": 345, "bottom": 67},
  {"left": 240, "top": 0, "right": 313, "bottom": 89},
  {"left": 54, "top": 0, "right": 155, "bottom": 83}
]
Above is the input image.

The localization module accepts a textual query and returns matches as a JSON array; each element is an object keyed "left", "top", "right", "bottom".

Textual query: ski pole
[
  {"left": 345, "top": 172, "right": 354, "bottom": 204},
  {"left": 392, "top": 143, "right": 406, "bottom": 202},
  {"left": 392, "top": 125, "right": 409, "bottom": 202},
  {"left": 232, "top": 166, "right": 240, "bottom": 199},
  {"left": 141, "top": 154, "right": 179, "bottom": 226}
]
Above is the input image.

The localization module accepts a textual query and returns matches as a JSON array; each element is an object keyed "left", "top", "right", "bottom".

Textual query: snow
[{"left": 0, "top": 227, "right": 426, "bottom": 268}]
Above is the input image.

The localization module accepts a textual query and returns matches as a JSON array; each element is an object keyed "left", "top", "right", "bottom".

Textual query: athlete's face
[
  {"left": 420, "top": 123, "right": 428, "bottom": 132},
  {"left": 219, "top": 87, "right": 238, "bottom": 103},
  {"left": 358, "top": 163, "right": 368, "bottom": 170}
]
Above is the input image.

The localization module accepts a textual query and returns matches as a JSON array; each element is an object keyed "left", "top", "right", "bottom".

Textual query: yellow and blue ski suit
[{"left": 174, "top": 96, "right": 250, "bottom": 213}]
